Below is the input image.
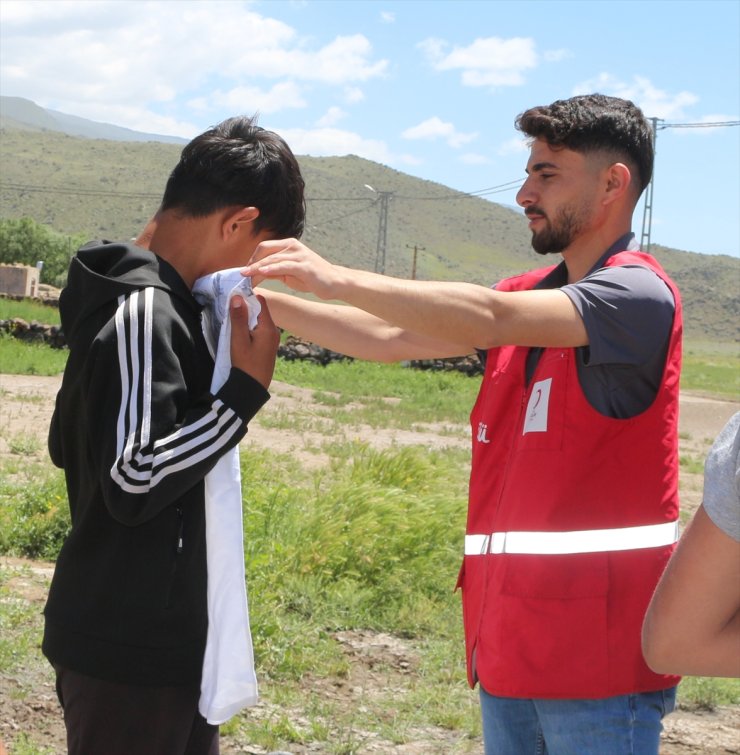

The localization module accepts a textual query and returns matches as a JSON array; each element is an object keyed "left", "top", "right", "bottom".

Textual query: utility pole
[
  {"left": 406, "top": 243, "right": 426, "bottom": 279},
  {"left": 374, "top": 191, "right": 393, "bottom": 274},
  {"left": 369, "top": 190, "right": 393, "bottom": 274},
  {"left": 640, "top": 117, "right": 661, "bottom": 253}
]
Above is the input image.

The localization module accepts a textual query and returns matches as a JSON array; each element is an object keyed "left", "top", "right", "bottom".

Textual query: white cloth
[{"left": 191, "top": 269, "right": 261, "bottom": 724}]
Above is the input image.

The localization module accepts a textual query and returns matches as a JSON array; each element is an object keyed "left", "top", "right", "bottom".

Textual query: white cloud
[
  {"left": 573, "top": 74, "right": 698, "bottom": 120},
  {"left": 273, "top": 127, "right": 393, "bottom": 163},
  {"left": 0, "top": 0, "right": 387, "bottom": 134},
  {"left": 380, "top": 11, "right": 395, "bottom": 23},
  {"left": 316, "top": 106, "right": 347, "bottom": 127},
  {"left": 255, "top": 34, "right": 387, "bottom": 84},
  {"left": 192, "top": 82, "right": 307, "bottom": 116},
  {"left": 460, "top": 153, "right": 491, "bottom": 165},
  {"left": 543, "top": 48, "right": 572, "bottom": 62},
  {"left": 402, "top": 117, "right": 478, "bottom": 148},
  {"left": 418, "top": 36, "right": 537, "bottom": 88},
  {"left": 344, "top": 86, "right": 365, "bottom": 104},
  {"left": 497, "top": 136, "right": 529, "bottom": 156},
  {"left": 417, "top": 37, "right": 447, "bottom": 61}
]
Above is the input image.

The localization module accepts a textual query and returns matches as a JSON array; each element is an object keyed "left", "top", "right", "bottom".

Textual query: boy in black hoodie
[{"left": 44, "top": 116, "right": 305, "bottom": 755}]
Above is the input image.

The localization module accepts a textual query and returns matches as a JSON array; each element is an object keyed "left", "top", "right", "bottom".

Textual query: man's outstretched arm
[
  {"left": 244, "top": 239, "right": 588, "bottom": 350},
  {"left": 262, "top": 289, "right": 476, "bottom": 362}
]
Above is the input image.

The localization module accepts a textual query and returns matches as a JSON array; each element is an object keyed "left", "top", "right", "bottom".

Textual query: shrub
[{"left": 0, "top": 472, "right": 70, "bottom": 559}]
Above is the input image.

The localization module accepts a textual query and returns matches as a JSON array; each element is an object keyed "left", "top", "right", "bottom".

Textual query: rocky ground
[{"left": 0, "top": 373, "right": 738, "bottom": 754}]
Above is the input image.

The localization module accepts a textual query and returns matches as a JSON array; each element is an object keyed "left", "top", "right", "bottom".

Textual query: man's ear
[
  {"left": 222, "top": 206, "right": 260, "bottom": 240},
  {"left": 602, "top": 163, "right": 632, "bottom": 206}
]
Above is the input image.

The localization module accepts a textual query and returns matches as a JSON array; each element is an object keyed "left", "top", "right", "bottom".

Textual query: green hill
[{"left": 1, "top": 125, "right": 737, "bottom": 344}]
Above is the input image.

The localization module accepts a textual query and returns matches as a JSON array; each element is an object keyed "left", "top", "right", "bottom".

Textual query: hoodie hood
[{"left": 60, "top": 241, "right": 197, "bottom": 345}]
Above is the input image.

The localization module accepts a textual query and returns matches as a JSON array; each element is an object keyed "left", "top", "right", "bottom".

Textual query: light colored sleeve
[{"left": 703, "top": 412, "right": 740, "bottom": 542}]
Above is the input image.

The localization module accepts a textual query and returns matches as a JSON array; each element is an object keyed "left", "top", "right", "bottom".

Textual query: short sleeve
[
  {"left": 703, "top": 412, "right": 740, "bottom": 542},
  {"left": 561, "top": 265, "right": 675, "bottom": 367}
]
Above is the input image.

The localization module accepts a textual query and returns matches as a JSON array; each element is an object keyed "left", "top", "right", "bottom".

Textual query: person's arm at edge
[
  {"left": 262, "top": 289, "right": 475, "bottom": 361},
  {"left": 642, "top": 504, "right": 740, "bottom": 678},
  {"left": 244, "top": 239, "right": 587, "bottom": 350}
]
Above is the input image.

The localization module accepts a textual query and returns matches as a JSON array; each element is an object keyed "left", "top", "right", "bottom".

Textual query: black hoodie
[{"left": 43, "top": 241, "right": 268, "bottom": 686}]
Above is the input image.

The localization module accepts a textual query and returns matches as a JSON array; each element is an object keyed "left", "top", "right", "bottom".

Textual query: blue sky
[{"left": 1, "top": 0, "right": 738, "bottom": 258}]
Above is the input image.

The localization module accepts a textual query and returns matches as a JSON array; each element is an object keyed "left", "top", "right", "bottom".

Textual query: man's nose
[{"left": 515, "top": 178, "right": 534, "bottom": 207}]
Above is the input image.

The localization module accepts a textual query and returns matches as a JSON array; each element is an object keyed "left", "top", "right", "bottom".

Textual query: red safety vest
[{"left": 461, "top": 251, "right": 682, "bottom": 698}]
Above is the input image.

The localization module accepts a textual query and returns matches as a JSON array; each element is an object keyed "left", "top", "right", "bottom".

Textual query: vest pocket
[
  {"left": 516, "top": 350, "right": 569, "bottom": 451},
  {"left": 495, "top": 553, "right": 610, "bottom": 694},
  {"left": 496, "top": 590, "right": 609, "bottom": 695},
  {"left": 502, "top": 552, "right": 608, "bottom": 599}
]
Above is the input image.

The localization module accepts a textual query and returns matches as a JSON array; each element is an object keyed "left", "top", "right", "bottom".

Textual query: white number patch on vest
[{"left": 522, "top": 378, "right": 552, "bottom": 435}]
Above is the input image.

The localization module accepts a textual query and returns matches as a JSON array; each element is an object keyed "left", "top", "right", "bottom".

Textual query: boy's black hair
[{"left": 161, "top": 115, "right": 306, "bottom": 238}]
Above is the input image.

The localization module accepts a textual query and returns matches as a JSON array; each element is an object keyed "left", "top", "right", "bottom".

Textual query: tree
[{"left": 0, "top": 218, "right": 85, "bottom": 288}]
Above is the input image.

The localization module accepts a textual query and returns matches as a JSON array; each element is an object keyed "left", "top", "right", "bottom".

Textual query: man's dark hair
[
  {"left": 161, "top": 115, "right": 306, "bottom": 238},
  {"left": 515, "top": 94, "right": 654, "bottom": 195}
]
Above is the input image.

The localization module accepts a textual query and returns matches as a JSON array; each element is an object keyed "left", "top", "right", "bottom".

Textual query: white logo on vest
[
  {"left": 476, "top": 422, "right": 491, "bottom": 444},
  {"left": 522, "top": 378, "right": 552, "bottom": 434}
]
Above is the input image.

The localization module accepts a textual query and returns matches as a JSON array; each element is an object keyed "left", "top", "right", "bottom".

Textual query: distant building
[{"left": 0, "top": 264, "right": 40, "bottom": 297}]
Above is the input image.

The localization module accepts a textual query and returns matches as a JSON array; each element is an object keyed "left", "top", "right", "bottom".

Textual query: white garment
[{"left": 192, "top": 269, "right": 261, "bottom": 724}]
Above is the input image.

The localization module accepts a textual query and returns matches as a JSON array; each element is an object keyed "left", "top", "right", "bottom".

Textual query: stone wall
[
  {"left": 0, "top": 317, "right": 67, "bottom": 348},
  {"left": 0, "top": 304, "right": 483, "bottom": 377}
]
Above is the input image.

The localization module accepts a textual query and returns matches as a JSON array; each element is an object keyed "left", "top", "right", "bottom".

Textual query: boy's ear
[
  {"left": 134, "top": 216, "right": 158, "bottom": 249},
  {"left": 222, "top": 206, "right": 260, "bottom": 240}
]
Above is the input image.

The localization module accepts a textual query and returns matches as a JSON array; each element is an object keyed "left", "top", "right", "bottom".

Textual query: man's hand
[
  {"left": 229, "top": 294, "right": 279, "bottom": 390},
  {"left": 242, "top": 238, "right": 344, "bottom": 300}
]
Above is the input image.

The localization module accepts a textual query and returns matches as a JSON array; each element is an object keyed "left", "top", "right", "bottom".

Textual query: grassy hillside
[{"left": 1, "top": 126, "right": 738, "bottom": 343}]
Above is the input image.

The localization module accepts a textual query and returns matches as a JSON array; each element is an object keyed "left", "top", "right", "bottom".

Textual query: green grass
[
  {"left": 0, "top": 323, "right": 738, "bottom": 752},
  {"left": 0, "top": 297, "right": 737, "bottom": 400},
  {"left": 0, "top": 333, "right": 68, "bottom": 375},
  {"left": 274, "top": 358, "right": 480, "bottom": 427},
  {"left": 0, "top": 573, "right": 41, "bottom": 674},
  {"left": 678, "top": 676, "right": 740, "bottom": 709},
  {"left": 678, "top": 453, "right": 705, "bottom": 475},
  {"left": 681, "top": 350, "right": 740, "bottom": 399},
  {"left": 0, "top": 470, "right": 69, "bottom": 560},
  {"left": 0, "top": 438, "right": 478, "bottom": 751},
  {"left": 0, "top": 298, "right": 61, "bottom": 326},
  {"left": 7, "top": 432, "right": 42, "bottom": 456}
]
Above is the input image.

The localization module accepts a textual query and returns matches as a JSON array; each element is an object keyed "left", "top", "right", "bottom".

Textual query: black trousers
[{"left": 53, "top": 665, "right": 219, "bottom": 755}]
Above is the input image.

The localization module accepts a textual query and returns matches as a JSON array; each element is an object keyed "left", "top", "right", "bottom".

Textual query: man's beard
[{"left": 528, "top": 203, "right": 589, "bottom": 256}]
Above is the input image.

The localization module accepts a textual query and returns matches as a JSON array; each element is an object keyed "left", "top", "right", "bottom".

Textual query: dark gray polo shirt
[{"left": 518, "top": 233, "right": 676, "bottom": 419}]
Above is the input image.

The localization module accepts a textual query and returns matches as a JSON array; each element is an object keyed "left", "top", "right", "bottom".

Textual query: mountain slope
[
  {"left": 0, "top": 96, "right": 187, "bottom": 144},
  {"left": 0, "top": 120, "right": 737, "bottom": 344}
]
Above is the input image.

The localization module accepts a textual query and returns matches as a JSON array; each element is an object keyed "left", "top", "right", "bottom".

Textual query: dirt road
[{"left": 1, "top": 373, "right": 738, "bottom": 753}]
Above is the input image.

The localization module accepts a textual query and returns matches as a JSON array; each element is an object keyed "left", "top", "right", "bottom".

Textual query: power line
[
  {"left": 0, "top": 176, "right": 527, "bottom": 206},
  {"left": 659, "top": 120, "right": 740, "bottom": 129},
  {"left": 0, "top": 182, "right": 161, "bottom": 199},
  {"left": 640, "top": 117, "right": 739, "bottom": 252},
  {"left": 309, "top": 202, "right": 376, "bottom": 228},
  {"left": 5, "top": 116, "right": 737, "bottom": 257},
  {"left": 395, "top": 178, "right": 523, "bottom": 201}
]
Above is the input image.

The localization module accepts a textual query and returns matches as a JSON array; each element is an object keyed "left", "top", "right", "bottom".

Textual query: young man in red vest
[{"left": 244, "top": 94, "right": 681, "bottom": 754}]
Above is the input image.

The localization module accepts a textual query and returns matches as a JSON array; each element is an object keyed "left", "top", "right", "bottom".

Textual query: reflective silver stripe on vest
[{"left": 464, "top": 520, "right": 679, "bottom": 556}]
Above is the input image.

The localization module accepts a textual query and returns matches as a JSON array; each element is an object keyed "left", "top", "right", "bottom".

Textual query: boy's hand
[{"left": 229, "top": 295, "right": 279, "bottom": 390}]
